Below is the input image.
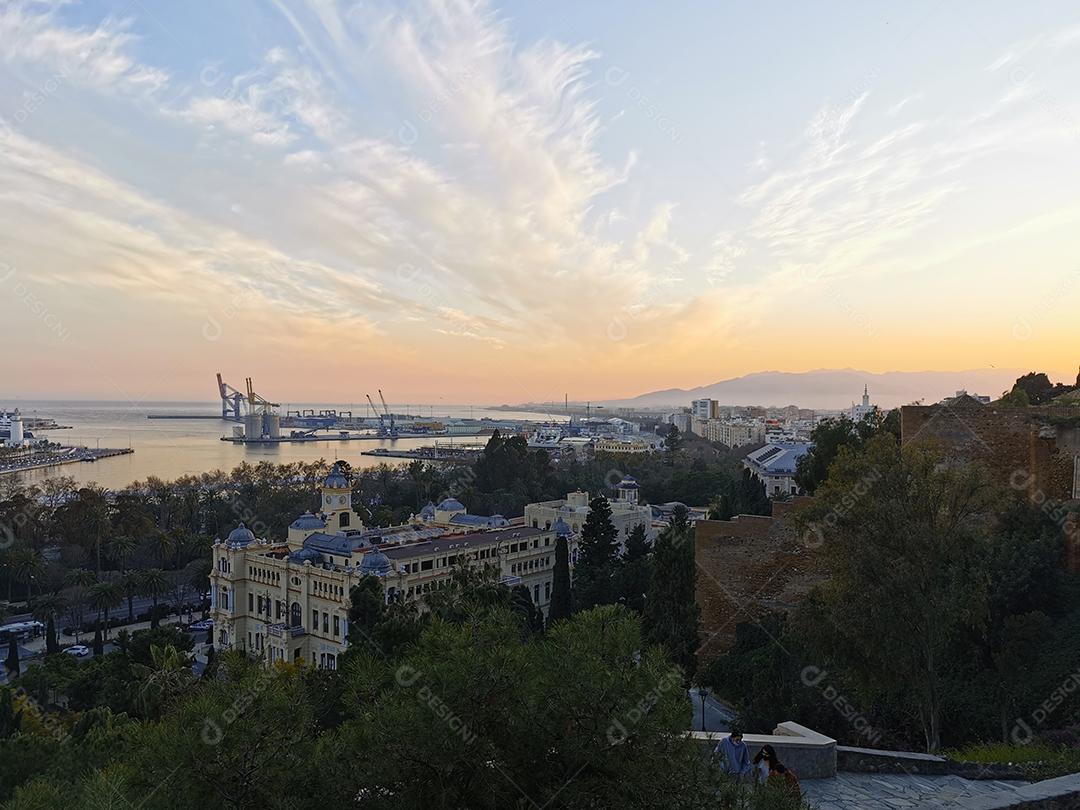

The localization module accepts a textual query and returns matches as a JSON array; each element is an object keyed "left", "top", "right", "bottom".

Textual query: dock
[
  {"left": 0, "top": 447, "right": 134, "bottom": 476},
  {"left": 147, "top": 414, "right": 229, "bottom": 420},
  {"left": 361, "top": 447, "right": 484, "bottom": 462},
  {"left": 219, "top": 432, "right": 435, "bottom": 444}
]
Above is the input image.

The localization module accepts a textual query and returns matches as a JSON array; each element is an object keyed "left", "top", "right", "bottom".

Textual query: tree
[
  {"left": 573, "top": 495, "right": 619, "bottom": 610},
  {"left": 643, "top": 516, "right": 700, "bottom": 680},
  {"left": 29, "top": 593, "right": 66, "bottom": 655},
  {"left": 509, "top": 585, "right": 545, "bottom": 636},
  {"left": 63, "top": 568, "right": 97, "bottom": 643},
  {"left": 88, "top": 581, "right": 122, "bottom": 642},
  {"left": 139, "top": 569, "right": 169, "bottom": 628},
  {"left": 317, "top": 606, "right": 722, "bottom": 810},
  {"left": 548, "top": 532, "right": 572, "bottom": 626},
  {"left": 732, "top": 468, "right": 771, "bottom": 516},
  {"left": 10, "top": 547, "right": 44, "bottom": 600},
  {"left": 119, "top": 570, "right": 141, "bottom": 623},
  {"left": 0, "top": 687, "right": 22, "bottom": 739},
  {"left": 133, "top": 644, "right": 193, "bottom": 719},
  {"left": 614, "top": 523, "right": 652, "bottom": 614},
  {"left": 665, "top": 423, "right": 683, "bottom": 464},
  {"left": 5, "top": 635, "right": 19, "bottom": 677},
  {"left": 797, "top": 434, "right": 994, "bottom": 753},
  {"left": 794, "top": 415, "right": 876, "bottom": 494}
]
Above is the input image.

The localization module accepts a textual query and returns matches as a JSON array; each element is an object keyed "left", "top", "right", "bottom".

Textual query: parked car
[
  {"left": 189, "top": 619, "right": 213, "bottom": 631},
  {"left": 63, "top": 645, "right": 91, "bottom": 657}
]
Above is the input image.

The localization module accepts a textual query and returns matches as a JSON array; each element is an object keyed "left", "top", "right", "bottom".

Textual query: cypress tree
[
  {"left": 4, "top": 635, "right": 19, "bottom": 676},
  {"left": 92, "top": 626, "right": 103, "bottom": 656},
  {"left": 614, "top": 523, "right": 652, "bottom": 614},
  {"left": 0, "top": 687, "right": 21, "bottom": 739},
  {"left": 45, "top": 613, "right": 58, "bottom": 655},
  {"left": 643, "top": 517, "right": 700, "bottom": 680},
  {"left": 548, "top": 534, "right": 572, "bottom": 626},
  {"left": 574, "top": 495, "right": 619, "bottom": 610}
]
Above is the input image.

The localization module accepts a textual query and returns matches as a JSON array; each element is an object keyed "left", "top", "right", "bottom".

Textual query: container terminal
[{"left": 149, "top": 375, "right": 568, "bottom": 445}]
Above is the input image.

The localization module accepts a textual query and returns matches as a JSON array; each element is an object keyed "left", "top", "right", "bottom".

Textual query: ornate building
[{"left": 209, "top": 462, "right": 575, "bottom": 669}]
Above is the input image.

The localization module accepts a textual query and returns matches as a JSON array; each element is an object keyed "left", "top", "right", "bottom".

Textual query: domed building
[{"left": 209, "top": 466, "right": 582, "bottom": 671}]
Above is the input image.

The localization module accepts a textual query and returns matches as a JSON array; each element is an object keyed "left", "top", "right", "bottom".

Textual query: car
[
  {"left": 63, "top": 645, "right": 91, "bottom": 657},
  {"left": 189, "top": 619, "right": 213, "bottom": 631}
]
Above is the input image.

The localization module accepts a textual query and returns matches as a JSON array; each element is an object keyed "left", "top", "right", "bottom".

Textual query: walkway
[{"left": 803, "top": 772, "right": 1030, "bottom": 809}]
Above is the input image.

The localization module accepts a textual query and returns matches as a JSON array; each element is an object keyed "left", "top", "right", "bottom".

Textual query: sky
[{"left": 3, "top": 0, "right": 1080, "bottom": 406}]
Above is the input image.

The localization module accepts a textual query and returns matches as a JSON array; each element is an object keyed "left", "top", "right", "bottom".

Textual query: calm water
[{"left": 6, "top": 401, "right": 567, "bottom": 490}]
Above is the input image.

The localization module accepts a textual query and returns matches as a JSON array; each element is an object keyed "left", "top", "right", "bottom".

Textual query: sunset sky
[{"left": 3, "top": 1, "right": 1080, "bottom": 405}]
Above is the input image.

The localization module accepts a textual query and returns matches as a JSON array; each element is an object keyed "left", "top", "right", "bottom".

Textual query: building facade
[
  {"left": 523, "top": 477, "right": 653, "bottom": 551},
  {"left": 743, "top": 442, "right": 812, "bottom": 497},
  {"left": 209, "top": 463, "right": 579, "bottom": 669}
]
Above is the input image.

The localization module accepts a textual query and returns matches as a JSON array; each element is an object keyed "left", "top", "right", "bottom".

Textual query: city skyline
[{"left": 4, "top": 1, "right": 1080, "bottom": 402}]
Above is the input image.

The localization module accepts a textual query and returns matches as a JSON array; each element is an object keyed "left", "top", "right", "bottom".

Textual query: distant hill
[{"left": 599, "top": 368, "right": 1028, "bottom": 411}]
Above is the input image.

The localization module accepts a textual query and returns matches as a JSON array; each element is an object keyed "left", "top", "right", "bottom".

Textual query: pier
[
  {"left": 0, "top": 447, "right": 134, "bottom": 475},
  {"left": 361, "top": 446, "right": 485, "bottom": 462},
  {"left": 219, "top": 432, "right": 435, "bottom": 444}
]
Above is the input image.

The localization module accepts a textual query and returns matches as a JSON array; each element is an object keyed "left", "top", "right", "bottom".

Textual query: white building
[
  {"left": 743, "top": 442, "right": 812, "bottom": 497},
  {"left": 523, "top": 476, "right": 652, "bottom": 553},
  {"left": 691, "top": 399, "right": 717, "bottom": 420},
  {"left": 209, "top": 462, "right": 579, "bottom": 669},
  {"left": 850, "top": 386, "right": 874, "bottom": 422}
]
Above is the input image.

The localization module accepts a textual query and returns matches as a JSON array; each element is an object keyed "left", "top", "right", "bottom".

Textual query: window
[
  {"left": 257, "top": 595, "right": 263, "bottom": 614},
  {"left": 323, "top": 612, "right": 329, "bottom": 633},
  {"left": 291, "top": 602, "right": 301, "bottom": 627},
  {"left": 534, "top": 583, "right": 540, "bottom": 602},
  {"left": 248, "top": 593, "right": 254, "bottom": 611},
  {"left": 545, "top": 582, "right": 551, "bottom": 600},
  {"left": 313, "top": 608, "right": 319, "bottom": 629},
  {"left": 531, "top": 519, "right": 538, "bottom": 528},
  {"left": 333, "top": 615, "right": 340, "bottom": 636},
  {"left": 420, "top": 559, "right": 433, "bottom": 571}
]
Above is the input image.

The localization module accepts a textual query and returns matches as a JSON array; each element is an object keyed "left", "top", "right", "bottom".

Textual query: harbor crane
[
  {"left": 245, "top": 378, "right": 279, "bottom": 415},
  {"left": 377, "top": 389, "right": 397, "bottom": 437},
  {"left": 216, "top": 373, "right": 246, "bottom": 421},
  {"left": 365, "top": 394, "right": 380, "bottom": 422}
]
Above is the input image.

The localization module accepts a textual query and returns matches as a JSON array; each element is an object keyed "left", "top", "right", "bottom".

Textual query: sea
[{"left": 5, "top": 401, "right": 568, "bottom": 491}]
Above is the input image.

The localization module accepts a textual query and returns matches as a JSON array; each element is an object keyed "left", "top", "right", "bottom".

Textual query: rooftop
[{"left": 381, "top": 525, "right": 547, "bottom": 560}]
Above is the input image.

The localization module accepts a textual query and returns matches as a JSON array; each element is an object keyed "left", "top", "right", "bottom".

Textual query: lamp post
[{"left": 699, "top": 686, "right": 709, "bottom": 732}]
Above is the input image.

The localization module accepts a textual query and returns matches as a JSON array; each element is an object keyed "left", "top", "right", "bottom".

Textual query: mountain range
[{"left": 596, "top": 368, "right": 1034, "bottom": 411}]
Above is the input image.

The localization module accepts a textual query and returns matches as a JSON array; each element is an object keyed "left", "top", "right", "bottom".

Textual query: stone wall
[
  {"left": 901, "top": 400, "right": 1080, "bottom": 570},
  {"left": 694, "top": 497, "right": 827, "bottom": 661},
  {"left": 900, "top": 400, "right": 1080, "bottom": 501},
  {"left": 690, "top": 721, "right": 837, "bottom": 779}
]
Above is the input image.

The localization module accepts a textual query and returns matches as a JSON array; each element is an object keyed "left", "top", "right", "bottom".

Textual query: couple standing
[{"left": 714, "top": 727, "right": 802, "bottom": 798}]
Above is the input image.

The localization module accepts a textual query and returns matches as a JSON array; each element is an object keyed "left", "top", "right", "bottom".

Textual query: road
[
  {"left": 688, "top": 686, "right": 737, "bottom": 732},
  {"left": 0, "top": 613, "right": 213, "bottom": 685},
  {"left": 5, "top": 591, "right": 200, "bottom": 627}
]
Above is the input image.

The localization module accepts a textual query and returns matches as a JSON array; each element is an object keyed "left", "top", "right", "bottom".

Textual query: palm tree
[
  {"left": 29, "top": 592, "right": 67, "bottom": 654},
  {"left": 63, "top": 568, "right": 97, "bottom": 643},
  {"left": 107, "top": 534, "right": 137, "bottom": 572},
  {"left": 88, "top": 581, "right": 123, "bottom": 641},
  {"left": 11, "top": 547, "right": 44, "bottom": 600},
  {"left": 140, "top": 569, "right": 169, "bottom": 628},
  {"left": 119, "top": 570, "right": 142, "bottom": 623},
  {"left": 147, "top": 531, "right": 174, "bottom": 569},
  {"left": 135, "top": 644, "right": 193, "bottom": 718}
]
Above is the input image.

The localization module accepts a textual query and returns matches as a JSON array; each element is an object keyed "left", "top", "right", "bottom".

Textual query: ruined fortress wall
[{"left": 900, "top": 403, "right": 1080, "bottom": 501}]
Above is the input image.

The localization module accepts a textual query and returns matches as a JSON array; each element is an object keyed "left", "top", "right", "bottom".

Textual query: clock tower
[{"left": 321, "top": 461, "right": 359, "bottom": 530}]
